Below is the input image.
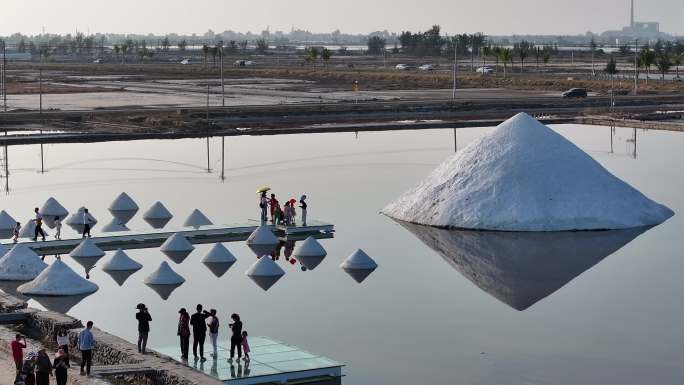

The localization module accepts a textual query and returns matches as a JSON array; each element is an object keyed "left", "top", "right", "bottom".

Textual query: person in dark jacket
[
  {"left": 177, "top": 308, "right": 191, "bottom": 360},
  {"left": 228, "top": 313, "right": 243, "bottom": 362},
  {"left": 190, "top": 304, "right": 211, "bottom": 362},
  {"left": 136, "top": 303, "right": 152, "bottom": 354},
  {"left": 53, "top": 348, "right": 69, "bottom": 385},
  {"left": 35, "top": 349, "right": 52, "bottom": 385},
  {"left": 20, "top": 351, "right": 37, "bottom": 385}
]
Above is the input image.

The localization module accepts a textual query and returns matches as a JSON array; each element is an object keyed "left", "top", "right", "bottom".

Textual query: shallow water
[{"left": 1, "top": 124, "right": 683, "bottom": 385}]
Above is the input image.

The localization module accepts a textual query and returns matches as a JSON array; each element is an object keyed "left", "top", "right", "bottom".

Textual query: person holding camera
[{"left": 136, "top": 303, "right": 152, "bottom": 354}]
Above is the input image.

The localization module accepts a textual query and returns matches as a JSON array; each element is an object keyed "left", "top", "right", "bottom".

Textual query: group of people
[
  {"left": 10, "top": 321, "right": 95, "bottom": 385},
  {"left": 177, "top": 305, "right": 250, "bottom": 363},
  {"left": 12, "top": 207, "right": 94, "bottom": 243},
  {"left": 260, "top": 191, "right": 308, "bottom": 227}
]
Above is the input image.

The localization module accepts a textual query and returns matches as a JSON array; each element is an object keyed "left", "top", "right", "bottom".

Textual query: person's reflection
[
  {"left": 271, "top": 240, "right": 284, "bottom": 261},
  {"left": 230, "top": 363, "right": 236, "bottom": 378},
  {"left": 283, "top": 240, "right": 295, "bottom": 260},
  {"left": 236, "top": 362, "right": 243, "bottom": 378},
  {"left": 243, "top": 360, "right": 251, "bottom": 377},
  {"left": 210, "top": 358, "right": 218, "bottom": 377}
]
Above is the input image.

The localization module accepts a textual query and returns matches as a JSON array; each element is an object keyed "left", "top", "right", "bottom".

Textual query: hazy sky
[{"left": 2, "top": 0, "right": 682, "bottom": 36}]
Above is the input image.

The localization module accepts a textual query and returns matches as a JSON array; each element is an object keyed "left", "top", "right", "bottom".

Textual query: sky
[{"left": 1, "top": 0, "right": 682, "bottom": 37}]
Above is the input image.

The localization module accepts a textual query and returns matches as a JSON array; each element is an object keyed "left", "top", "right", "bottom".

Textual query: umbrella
[{"left": 256, "top": 186, "right": 271, "bottom": 193}]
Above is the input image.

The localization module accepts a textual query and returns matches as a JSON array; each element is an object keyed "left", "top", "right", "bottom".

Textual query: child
[
  {"left": 241, "top": 331, "right": 250, "bottom": 361},
  {"left": 12, "top": 222, "right": 20, "bottom": 243},
  {"left": 54, "top": 216, "right": 62, "bottom": 240},
  {"left": 299, "top": 195, "right": 308, "bottom": 226}
]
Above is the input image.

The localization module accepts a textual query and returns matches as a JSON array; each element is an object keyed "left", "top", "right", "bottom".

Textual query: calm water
[{"left": 1, "top": 124, "right": 683, "bottom": 385}]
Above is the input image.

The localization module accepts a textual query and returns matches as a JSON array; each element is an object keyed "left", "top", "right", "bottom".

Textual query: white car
[
  {"left": 180, "top": 59, "right": 190, "bottom": 65},
  {"left": 395, "top": 64, "right": 413, "bottom": 71},
  {"left": 92, "top": 58, "right": 102, "bottom": 64},
  {"left": 418, "top": 64, "right": 435, "bottom": 71},
  {"left": 476, "top": 66, "right": 494, "bottom": 75}
]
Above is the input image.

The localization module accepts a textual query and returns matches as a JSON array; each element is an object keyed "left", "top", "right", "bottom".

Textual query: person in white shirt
[
  {"left": 56, "top": 330, "right": 70, "bottom": 365},
  {"left": 82, "top": 209, "right": 92, "bottom": 238},
  {"left": 54, "top": 216, "right": 62, "bottom": 240}
]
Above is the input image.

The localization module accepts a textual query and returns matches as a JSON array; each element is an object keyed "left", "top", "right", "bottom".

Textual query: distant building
[{"left": 600, "top": 0, "right": 669, "bottom": 42}]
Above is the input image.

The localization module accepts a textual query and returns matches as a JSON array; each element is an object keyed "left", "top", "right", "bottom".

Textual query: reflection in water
[
  {"left": 104, "top": 269, "right": 137, "bottom": 286},
  {"left": 145, "top": 283, "right": 182, "bottom": 300},
  {"left": 28, "top": 293, "right": 94, "bottom": 313},
  {"left": 70, "top": 255, "right": 105, "bottom": 280},
  {"left": 396, "top": 221, "right": 648, "bottom": 311},
  {"left": 203, "top": 262, "right": 234, "bottom": 278}
]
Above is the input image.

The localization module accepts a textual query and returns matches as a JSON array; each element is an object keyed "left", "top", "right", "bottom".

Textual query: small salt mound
[
  {"left": 18, "top": 220, "right": 48, "bottom": 239},
  {"left": 66, "top": 207, "right": 98, "bottom": 233},
  {"left": 40, "top": 198, "right": 69, "bottom": 228},
  {"left": 246, "top": 226, "right": 278, "bottom": 256},
  {"left": 69, "top": 239, "right": 105, "bottom": 258},
  {"left": 293, "top": 237, "right": 327, "bottom": 270},
  {"left": 102, "top": 249, "right": 142, "bottom": 271},
  {"left": 143, "top": 202, "right": 173, "bottom": 229},
  {"left": 340, "top": 249, "right": 378, "bottom": 283},
  {"left": 382, "top": 113, "right": 674, "bottom": 231},
  {"left": 0, "top": 245, "right": 48, "bottom": 281},
  {"left": 144, "top": 261, "right": 185, "bottom": 285},
  {"left": 183, "top": 209, "right": 213, "bottom": 228},
  {"left": 17, "top": 259, "right": 98, "bottom": 296},
  {"left": 0, "top": 210, "right": 17, "bottom": 239},
  {"left": 101, "top": 219, "right": 130, "bottom": 233},
  {"left": 108, "top": 192, "right": 139, "bottom": 223},
  {"left": 245, "top": 256, "right": 285, "bottom": 290},
  {"left": 202, "top": 243, "right": 237, "bottom": 264},
  {"left": 160, "top": 233, "right": 194, "bottom": 264}
]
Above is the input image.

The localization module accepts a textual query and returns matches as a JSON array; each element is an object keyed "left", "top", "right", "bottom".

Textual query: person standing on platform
[
  {"left": 11, "top": 334, "right": 26, "bottom": 374},
  {"left": 190, "top": 304, "right": 210, "bottom": 362},
  {"left": 207, "top": 309, "right": 220, "bottom": 359},
  {"left": 35, "top": 348, "right": 52, "bottom": 385},
  {"left": 78, "top": 321, "right": 95, "bottom": 376},
  {"left": 259, "top": 192, "right": 269, "bottom": 224},
  {"left": 241, "top": 331, "right": 251, "bottom": 362},
  {"left": 33, "top": 208, "right": 46, "bottom": 242},
  {"left": 54, "top": 216, "right": 62, "bottom": 240},
  {"left": 12, "top": 221, "right": 21, "bottom": 243},
  {"left": 82, "top": 208, "right": 92, "bottom": 238},
  {"left": 56, "top": 330, "right": 70, "bottom": 365},
  {"left": 228, "top": 313, "right": 243, "bottom": 363},
  {"left": 136, "top": 303, "right": 152, "bottom": 354},
  {"left": 177, "top": 308, "right": 191, "bottom": 360},
  {"left": 20, "top": 352, "right": 37, "bottom": 385},
  {"left": 299, "top": 195, "right": 308, "bottom": 226},
  {"left": 269, "top": 193, "right": 279, "bottom": 223},
  {"left": 53, "top": 348, "right": 70, "bottom": 385}
]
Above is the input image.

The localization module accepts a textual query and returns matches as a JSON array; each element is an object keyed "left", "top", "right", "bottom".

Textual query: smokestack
[{"left": 630, "top": 0, "right": 634, "bottom": 28}]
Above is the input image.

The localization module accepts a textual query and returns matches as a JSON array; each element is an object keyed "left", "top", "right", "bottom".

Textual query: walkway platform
[
  {"left": 154, "top": 336, "right": 343, "bottom": 385},
  {"left": 2, "top": 220, "right": 334, "bottom": 256},
  {"left": 91, "top": 364, "right": 157, "bottom": 376}
]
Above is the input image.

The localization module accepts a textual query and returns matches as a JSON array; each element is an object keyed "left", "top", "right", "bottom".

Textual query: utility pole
[
  {"left": 220, "top": 48, "right": 225, "bottom": 107},
  {"left": 220, "top": 136, "right": 225, "bottom": 181},
  {"left": 2, "top": 41, "right": 6, "bottom": 112},
  {"left": 452, "top": 41, "right": 458, "bottom": 100},
  {"left": 634, "top": 39, "right": 638, "bottom": 95},
  {"left": 39, "top": 68, "right": 43, "bottom": 116}
]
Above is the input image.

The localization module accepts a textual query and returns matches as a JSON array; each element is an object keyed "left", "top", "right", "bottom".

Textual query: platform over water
[
  {"left": 1, "top": 220, "right": 334, "bottom": 256},
  {"left": 154, "top": 336, "right": 343, "bottom": 385}
]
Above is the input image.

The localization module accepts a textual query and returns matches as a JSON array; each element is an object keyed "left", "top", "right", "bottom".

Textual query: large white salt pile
[
  {"left": 293, "top": 237, "right": 327, "bottom": 270},
  {"left": 143, "top": 202, "right": 173, "bottom": 229},
  {"left": 69, "top": 239, "right": 105, "bottom": 258},
  {"left": 108, "top": 192, "right": 139, "bottom": 223},
  {"left": 383, "top": 113, "right": 674, "bottom": 231},
  {"left": 246, "top": 226, "right": 279, "bottom": 256},
  {"left": 183, "top": 209, "right": 213, "bottom": 228},
  {"left": 202, "top": 243, "right": 237, "bottom": 277},
  {"left": 0, "top": 245, "right": 48, "bottom": 280},
  {"left": 160, "top": 233, "right": 195, "bottom": 264},
  {"left": 17, "top": 259, "right": 98, "bottom": 296},
  {"left": 340, "top": 249, "right": 378, "bottom": 283},
  {"left": 66, "top": 207, "right": 98, "bottom": 233},
  {"left": 101, "top": 249, "right": 142, "bottom": 271},
  {"left": 40, "top": 198, "right": 69, "bottom": 228},
  {"left": 245, "top": 256, "right": 285, "bottom": 290},
  {"left": 0, "top": 211, "right": 17, "bottom": 239}
]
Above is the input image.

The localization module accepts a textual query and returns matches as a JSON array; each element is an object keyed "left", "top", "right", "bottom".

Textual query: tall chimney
[{"left": 630, "top": 0, "right": 635, "bottom": 28}]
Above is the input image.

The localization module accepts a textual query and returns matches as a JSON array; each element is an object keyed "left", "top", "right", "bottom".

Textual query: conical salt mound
[
  {"left": 245, "top": 256, "right": 285, "bottom": 290},
  {"left": 144, "top": 261, "right": 185, "bottom": 285},
  {"left": 143, "top": 201, "right": 173, "bottom": 229},
  {"left": 293, "top": 237, "right": 327, "bottom": 270},
  {"left": 0, "top": 245, "right": 48, "bottom": 280},
  {"left": 0, "top": 211, "right": 17, "bottom": 239},
  {"left": 202, "top": 243, "right": 237, "bottom": 264},
  {"left": 69, "top": 239, "right": 105, "bottom": 258},
  {"left": 246, "top": 226, "right": 278, "bottom": 256},
  {"left": 340, "top": 249, "right": 378, "bottom": 270},
  {"left": 101, "top": 219, "right": 130, "bottom": 233},
  {"left": 109, "top": 192, "right": 139, "bottom": 223},
  {"left": 183, "top": 209, "right": 213, "bottom": 228},
  {"left": 102, "top": 249, "right": 142, "bottom": 271},
  {"left": 40, "top": 198, "right": 69, "bottom": 228},
  {"left": 66, "top": 207, "right": 98, "bottom": 233},
  {"left": 160, "top": 233, "right": 194, "bottom": 264},
  {"left": 17, "top": 259, "right": 98, "bottom": 296},
  {"left": 382, "top": 113, "right": 674, "bottom": 231}
]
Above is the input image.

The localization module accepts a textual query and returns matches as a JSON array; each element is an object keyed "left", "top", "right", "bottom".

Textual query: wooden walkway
[{"left": 2, "top": 220, "right": 334, "bottom": 256}]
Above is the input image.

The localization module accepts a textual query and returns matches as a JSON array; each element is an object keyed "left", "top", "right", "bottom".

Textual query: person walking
[
  {"left": 35, "top": 348, "right": 52, "bottom": 385},
  {"left": 20, "top": 352, "right": 37, "bottom": 385},
  {"left": 207, "top": 309, "right": 220, "bottom": 359},
  {"left": 11, "top": 334, "right": 27, "bottom": 374},
  {"left": 177, "top": 308, "right": 191, "bottom": 360},
  {"left": 78, "top": 321, "right": 95, "bottom": 376},
  {"left": 227, "top": 313, "right": 243, "bottom": 363},
  {"left": 13, "top": 221, "right": 21, "bottom": 243},
  {"left": 241, "top": 331, "right": 250, "bottom": 362},
  {"left": 56, "top": 330, "right": 70, "bottom": 365},
  {"left": 259, "top": 192, "right": 269, "bottom": 224},
  {"left": 190, "top": 304, "right": 210, "bottom": 361},
  {"left": 54, "top": 216, "right": 62, "bottom": 240},
  {"left": 82, "top": 208, "right": 92, "bottom": 238},
  {"left": 136, "top": 303, "right": 152, "bottom": 354},
  {"left": 33, "top": 207, "right": 46, "bottom": 242},
  {"left": 299, "top": 195, "right": 308, "bottom": 226},
  {"left": 269, "top": 193, "right": 279, "bottom": 223},
  {"left": 53, "top": 348, "right": 70, "bottom": 385}
]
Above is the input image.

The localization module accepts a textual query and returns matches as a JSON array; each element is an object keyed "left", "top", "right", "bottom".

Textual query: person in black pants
[
  {"left": 136, "top": 303, "right": 152, "bottom": 354},
  {"left": 177, "top": 308, "right": 191, "bottom": 360},
  {"left": 190, "top": 304, "right": 210, "bottom": 362},
  {"left": 228, "top": 313, "right": 243, "bottom": 362},
  {"left": 33, "top": 208, "right": 46, "bottom": 242},
  {"left": 82, "top": 208, "right": 92, "bottom": 238},
  {"left": 53, "top": 348, "right": 69, "bottom": 385}
]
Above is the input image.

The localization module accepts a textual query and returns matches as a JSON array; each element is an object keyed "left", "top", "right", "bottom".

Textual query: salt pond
[{"left": 0, "top": 124, "right": 682, "bottom": 385}]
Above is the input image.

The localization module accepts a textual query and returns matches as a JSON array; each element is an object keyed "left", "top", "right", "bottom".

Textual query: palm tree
[
  {"left": 605, "top": 55, "right": 619, "bottom": 107},
  {"left": 672, "top": 53, "right": 683, "bottom": 79},
  {"left": 113, "top": 44, "right": 120, "bottom": 62},
  {"left": 590, "top": 37, "right": 597, "bottom": 76},
  {"left": 305, "top": 47, "right": 319, "bottom": 70},
  {"left": 120, "top": 43, "right": 129, "bottom": 64},
  {"left": 481, "top": 45, "right": 492, "bottom": 71},
  {"left": 498, "top": 48, "right": 512, "bottom": 78},
  {"left": 655, "top": 53, "right": 671, "bottom": 80},
  {"left": 639, "top": 47, "right": 655, "bottom": 83},
  {"left": 320, "top": 48, "right": 331, "bottom": 68},
  {"left": 202, "top": 44, "right": 209, "bottom": 67}
]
